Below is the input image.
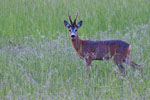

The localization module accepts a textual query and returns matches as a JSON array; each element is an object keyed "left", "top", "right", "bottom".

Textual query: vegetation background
[{"left": 0, "top": 0, "right": 150, "bottom": 99}]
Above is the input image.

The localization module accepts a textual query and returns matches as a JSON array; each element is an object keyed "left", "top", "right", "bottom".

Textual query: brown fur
[
  {"left": 71, "top": 34, "right": 141, "bottom": 74},
  {"left": 64, "top": 12, "right": 142, "bottom": 75}
]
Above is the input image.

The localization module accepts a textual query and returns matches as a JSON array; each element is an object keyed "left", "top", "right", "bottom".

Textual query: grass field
[{"left": 0, "top": 0, "right": 150, "bottom": 99}]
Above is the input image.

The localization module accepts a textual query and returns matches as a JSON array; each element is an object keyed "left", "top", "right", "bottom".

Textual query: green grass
[{"left": 0, "top": 0, "right": 150, "bottom": 99}]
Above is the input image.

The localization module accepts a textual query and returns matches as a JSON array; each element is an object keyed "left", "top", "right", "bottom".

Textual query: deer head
[{"left": 64, "top": 12, "right": 82, "bottom": 39}]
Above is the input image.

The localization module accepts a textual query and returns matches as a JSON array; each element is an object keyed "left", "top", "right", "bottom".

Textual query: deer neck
[{"left": 71, "top": 35, "right": 82, "bottom": 52}]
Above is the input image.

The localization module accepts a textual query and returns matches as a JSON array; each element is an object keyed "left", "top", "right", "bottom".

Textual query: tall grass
[
  {"left": 0, "top": 0, "right": 150, "bottom": 99},
  {"left": 0, "top": 0, "right": 150, "bottom": 41}
]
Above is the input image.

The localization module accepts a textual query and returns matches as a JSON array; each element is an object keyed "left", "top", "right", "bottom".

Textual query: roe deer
[{"left": 64, "top": 12, "right": 142, "bottom": 75}]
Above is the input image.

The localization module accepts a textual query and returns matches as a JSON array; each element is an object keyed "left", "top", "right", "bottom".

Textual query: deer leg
[
  {"left": 85, "top": 56, "right": 92, "bottom": 74},
  {"left": 117, "top": 63, "right": 126, "bottom": 75},
  {"left": 124, "top": 59, "right": 143, "bottom": 72},
  {"left": 113, "top": 56, "right": 127, "bottom": 75},
  {"left": 123, "top": 54, "right": 143, "bottom": 72}
]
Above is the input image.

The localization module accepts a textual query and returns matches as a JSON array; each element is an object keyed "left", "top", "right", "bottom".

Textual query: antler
[
  {"left": 73, "top": 12, "right": 78, "bottom": 25},
  {"left": 68, "top": 12, "right": 73, "bottom": 25}
]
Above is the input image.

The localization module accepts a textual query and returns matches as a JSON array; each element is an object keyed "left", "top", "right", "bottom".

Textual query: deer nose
[{"left": 71, "top": 35, "right": 75, "bottom": 38}]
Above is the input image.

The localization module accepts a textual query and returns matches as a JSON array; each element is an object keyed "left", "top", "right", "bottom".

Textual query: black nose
[{"left": 71, "top": 35, "right": 75, "bottom": 38}]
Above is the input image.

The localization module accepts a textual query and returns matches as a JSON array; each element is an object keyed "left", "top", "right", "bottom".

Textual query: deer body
[
  {"left": 64, "top": 12, "right": 142, "bottom": 74},
  {"left": 73, "top": 39, "right": 129, "bottom": 60}
]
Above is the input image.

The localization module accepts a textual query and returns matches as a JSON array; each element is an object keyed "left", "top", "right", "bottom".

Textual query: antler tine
[
  {"left": 74, "top": 12, "right": 78, "bottom": 25},
  {"left": 68, "top": 12, "right": 73, "bottom": 25}
]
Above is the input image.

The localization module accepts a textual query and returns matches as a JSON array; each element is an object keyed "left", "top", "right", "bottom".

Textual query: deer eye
[
  {"left": 75, "top": 30, "right": 77, "bottom": 32},
  {"left": 69, "top": 30, "right": 71, "bottom": 32}
]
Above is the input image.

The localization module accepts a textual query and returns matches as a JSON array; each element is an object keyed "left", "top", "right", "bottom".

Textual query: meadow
[{"left": 0, "top": 0, "right": 150, "bottom": 99}]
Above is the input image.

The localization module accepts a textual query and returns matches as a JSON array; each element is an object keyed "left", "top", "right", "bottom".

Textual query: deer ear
[
  {"left": 77, "top": 21, "right": 82, "bottom": 28},
  {"left": 64, "top": 20, "right": 70, "bottom": 28}
]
